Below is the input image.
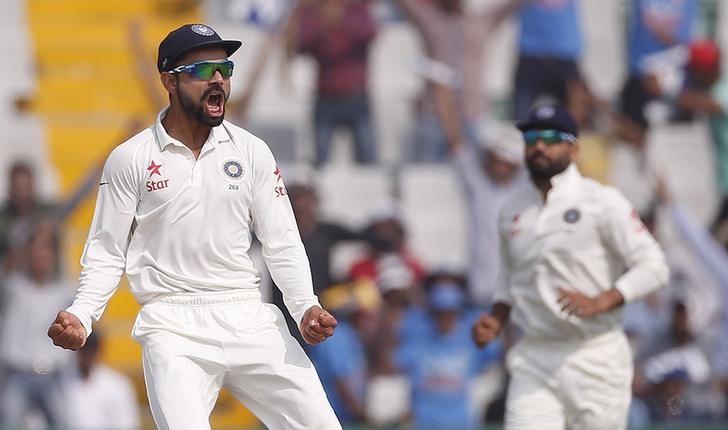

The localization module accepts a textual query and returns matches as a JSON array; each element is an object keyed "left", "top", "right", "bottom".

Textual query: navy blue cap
[
  {"left": 157, "top": 24, "right": 242, "bottom": 72},
  {"left": 516, "top": 104, "right": 579, "bottom": 138}
]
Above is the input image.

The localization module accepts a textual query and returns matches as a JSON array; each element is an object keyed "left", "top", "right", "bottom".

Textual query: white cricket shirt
[
  {"left": 494, "top": 164, "right": 669, "bottom": 340},
  {"left": 67, "top": 109, "right": 319, "bottom": 334}
]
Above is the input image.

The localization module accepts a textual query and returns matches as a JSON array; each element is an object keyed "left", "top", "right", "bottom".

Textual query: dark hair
[{"left": 9, "top": 160, "right": 33, "bottom": 178}]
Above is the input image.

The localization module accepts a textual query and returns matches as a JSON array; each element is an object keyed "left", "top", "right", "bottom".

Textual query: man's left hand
[
  {"left": 300, "top": 306, "right": 337, "bottom": 345},
  {"left": 557, "top": 289, "right": 608, "bottom": 318}
]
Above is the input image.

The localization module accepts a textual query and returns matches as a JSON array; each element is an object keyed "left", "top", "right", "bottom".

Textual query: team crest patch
[
  {"left": 563, "top": 208, "right": 580, "bottom": 224},
  {"left": 222, "top": 160, "right": 244, "bottom": 180},
  {"left": 191, "top": 24, "right": 215, "bottom": 36},
  {"left": 535, "top": 106, "right": 555, "bottom": 119}
]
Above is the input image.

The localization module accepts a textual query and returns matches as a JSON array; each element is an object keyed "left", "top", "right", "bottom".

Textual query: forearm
[
  {"left": 595, "top": 288, "right": 625, "bottom": 313},
  {"left": 614, "top": 259, "right": 669, "bottom": 303},
  {"left": 433, "top": 83, "right": 465, "bottom": 151},
  {"left": 394, "top": 0, "right": 435, "bottom": 30},
  {"left": 265, "top": 239, "right": 320, "bottom": 325},
  {"left": 68, "top": 271, "right": 123, "bottom": 335}
]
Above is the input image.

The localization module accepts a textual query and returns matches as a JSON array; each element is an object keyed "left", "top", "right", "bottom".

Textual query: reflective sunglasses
[
  {"left": 168, "top": 60, "right": 235, "bottom": 80},
  {"left": 523, "top": 129, "right": 577, "bottom": 146}
]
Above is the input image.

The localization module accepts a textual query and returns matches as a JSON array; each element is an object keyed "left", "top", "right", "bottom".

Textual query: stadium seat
[
  {"left": 316, "top": 164, "right": 393, "bottom": 226},
  {"left": 398, "top": 164, "right": 468, "bottom": 270}
]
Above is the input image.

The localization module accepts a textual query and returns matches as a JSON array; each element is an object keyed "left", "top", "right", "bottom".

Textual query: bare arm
[
  {"left": 393, "top": 0, "right": 439, "bottom": 32},
  {"left": 433, "top": 82, "right": 466, "bottom": 152},
  {"left": 231, "top": 1, "right": 301, "bottom": 121},
  {"left": 480, "top": 0, "right": 526, "bottom": 32}
]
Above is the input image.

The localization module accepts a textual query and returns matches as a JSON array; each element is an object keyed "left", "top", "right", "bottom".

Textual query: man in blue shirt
[
  {"left": 619, "top": 0, "right": 698, "bottom": 131},
  {"left": 308, "top": 283, "right": 372, "bottom": 424},
  {"left": 513, "top": 0, "right": 583, "bottom": 120},
  {"left": 396, "top": 282, "right": 501, "bottom": 429}
]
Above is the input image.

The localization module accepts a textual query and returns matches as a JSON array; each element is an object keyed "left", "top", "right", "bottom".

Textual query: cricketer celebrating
[{"left": 48, "top": 24, "right": 341, "bottom": 430}]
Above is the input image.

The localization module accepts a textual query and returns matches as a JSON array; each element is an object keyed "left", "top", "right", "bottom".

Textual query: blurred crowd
[{"left": 1, "top": 0, "right": 728, "bottom": 429}]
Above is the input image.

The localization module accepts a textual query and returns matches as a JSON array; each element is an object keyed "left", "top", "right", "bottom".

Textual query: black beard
[
  {"left": 178, "top": 86, "right": 226, "bottom": 127},
  {"left": 526, "top": 155, "right": 571, "bottom": 181}
]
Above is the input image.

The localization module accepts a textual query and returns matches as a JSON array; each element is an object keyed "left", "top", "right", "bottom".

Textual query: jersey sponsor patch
[
  {"left": 146, "top": 179, "right": 170, "bottom": 192},
  {"left": 222, "top": 160, "right": 244, "bottom": 180},
  {"left": 631, "top": 209, "right": 647, "bottom": 233},
  {"left": 147, "top": 161, "right": 162, "bottom": 177},
  {"left": 273, "top": 166, "right": 287, "bottom": 196}
]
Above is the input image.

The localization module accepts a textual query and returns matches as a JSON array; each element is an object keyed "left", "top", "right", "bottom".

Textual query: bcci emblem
[
  {"left": 536, "top": 106, "right": 555, "bottom": 119},
  {"left": 191, "top": 24, "right": 215, "bottom": 36},
  {"left": 563, "top": 208, "right": 581, "bottom": 224},
  {"left": 222, "top": 160, "right": 244, "bottom": 180}
]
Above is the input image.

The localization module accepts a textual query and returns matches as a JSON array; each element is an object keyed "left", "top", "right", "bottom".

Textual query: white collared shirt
[
  {"left": 494, "top": 164, "right": 669, "bottom": 340},
  {"left": 67, "top": 109, "right": 319, "bottom": 334}
]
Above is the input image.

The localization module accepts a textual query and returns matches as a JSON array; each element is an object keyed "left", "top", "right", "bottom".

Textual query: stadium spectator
[
  {"left": 309, "top": 281, "right": 379, "bottom": 425},
  {"left": 0, "top": 226, "right": 73, "bottom": 429},
  {"left": 347, "top": 201, "right": 426, "bottom": 285},
  {"left": 0, "top": 161, "right": 56, "bottom": 273},
  {"left": 434, "top": 83, "right": 527, "bottom": 306},
  {"left": 655, "top": 176, "right": 728, "bottom": 343},
  {"left": 289, "top": 0, "right": 378, "bottom": 166},
  {"left": 393, "top": 0, "right": 524, "bottom": 162},
  {"left": 65, "top": 332, "right": 141, "bottom": 430},
  {"left": 271, "top": 182, "right": 364, "bottom": 344},
  {"left": 512, "top": 0, "right": 584, "bottom": 121},
  {"left": 368, "top": 253, "right": 422, "bottom": 376},
  {"left": 289, "top": 182, "right": 365, "bottom": 294},
  {"left": 619, "top": 0, "right": 699, "bottom": 139},
  {"left": 396, "top": 281, "right": 501, "bottom": 429},
  {"left": 634, "top": 301, "right": 722, "bottom": 423},
  {"left": 673, "top": 39, "right": 728, "bottom": 246}
]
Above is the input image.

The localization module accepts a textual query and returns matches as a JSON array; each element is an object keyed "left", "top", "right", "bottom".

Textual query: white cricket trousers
[
  {"left": 131, "top": 290, "right": 342, "bottom": 430},
  {"left": 503, "top": 330, "right": 632, "bottom": 430}
]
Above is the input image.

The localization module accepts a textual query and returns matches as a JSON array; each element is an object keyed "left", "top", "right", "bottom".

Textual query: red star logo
[
  {"left": 147, "top": 161, "right": 162, "bottom": 177},
  {"left": 273, "top": 165, "right": 282, "bottom": 182}
]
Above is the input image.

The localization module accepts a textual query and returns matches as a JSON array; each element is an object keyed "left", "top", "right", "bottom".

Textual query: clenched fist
[
  {"left": 472, "top": 314, "right": 503, "bottom": 348},
  {"left": 47, "top": 310, "right": 87, "bottom": 351},
  {"left": 300, "top": 306, "right": 337, "bottom": 345}
]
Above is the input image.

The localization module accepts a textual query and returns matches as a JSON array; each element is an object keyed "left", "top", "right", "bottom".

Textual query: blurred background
[{"left": 1, "top": 0, "right": 728, "bottom": 429}]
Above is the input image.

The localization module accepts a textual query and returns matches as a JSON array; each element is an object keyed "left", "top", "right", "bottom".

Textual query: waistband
[
  {"left": 147, "top": 290, "right": 262, "bottom": 306},
  {"left": 521, "top": 328, "right": 626, "bottom": 349}
]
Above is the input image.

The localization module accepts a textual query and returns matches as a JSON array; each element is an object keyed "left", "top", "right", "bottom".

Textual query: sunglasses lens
[
  {"left": 190, "top": 61, "right": 234, "bottom": 80},
  {"left": 524, "top": 130, "right": 562, "bottom": 145}
]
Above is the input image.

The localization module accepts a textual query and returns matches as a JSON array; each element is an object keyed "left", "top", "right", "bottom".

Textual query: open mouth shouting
[{"left": 205, "top": 90, "right": 225, "bottom": 118}]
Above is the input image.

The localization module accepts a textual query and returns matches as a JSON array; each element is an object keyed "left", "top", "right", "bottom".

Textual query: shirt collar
[
  {"left": 549, "top": 163, "right": 582, "bottom": 196},
  {"left": 153, "top": 107, "right": 231, "bottom": 152},
  {"left": 551, "top": 163, "right": 580, "bottom": 186}
]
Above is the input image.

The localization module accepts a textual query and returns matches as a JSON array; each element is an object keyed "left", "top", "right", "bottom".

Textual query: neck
[
  {"left": 532, "top": 176, "right": 552, "bottom": 199},
  {"left": 31, "top": 271, "right": 50, "bottom": 285},
  {"left": 12, "top": 201, "right": 34, "bottom": 216},
  {"left": 79, "top": 365, "right": 92, "bottom": 380},
  {"left": 162, "top": 105, "right": 212, "bottom": 158}
]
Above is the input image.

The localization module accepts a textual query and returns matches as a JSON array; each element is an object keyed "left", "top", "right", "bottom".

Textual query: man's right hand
[
  {"left": 47, "top": 310, "right": 87, "bottom": 351},
  {"left": 472, "top": 314, "right": 502, "bottom": 348}
]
